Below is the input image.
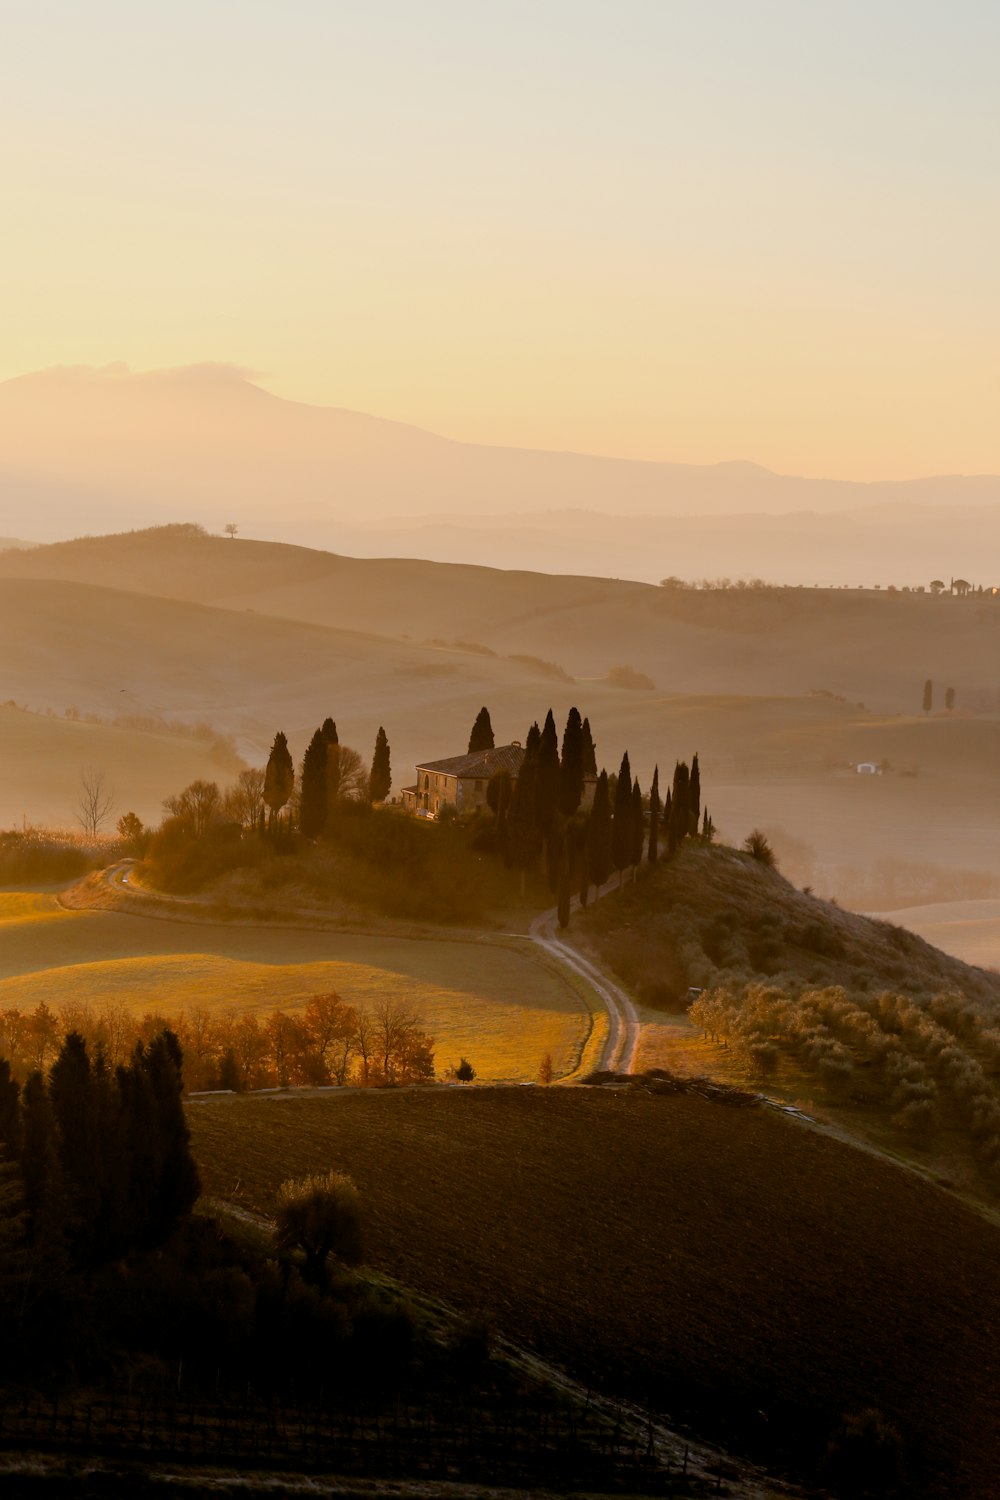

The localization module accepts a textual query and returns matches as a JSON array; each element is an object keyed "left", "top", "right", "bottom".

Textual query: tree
[
  {"left": 922, "top": 679, "right": 933, "bottom": 713},
  {"left": 668, "top": 761, "right": 690, "bottom": 855},
  {"left": 326, "top": 744, "right": 368, "bottom": 812},
  {"left": 263, "top": 732, "right": 294, "bottom": 831},
  {"left": 647, "top": 765, "right": 660, "bottom": 865},
  {"left": 611, "top": 752, "right": 633, "bottom": 882},
  {"left": 536, "top": 709, "right": 561, "bottom": 836},
  {"left": 223, "top": 523, "right": 238, "bottom": 539},
  {"left": 303, "top": 993, "right": 357, "bottom": 1086},
  {"left": 164, "top": 779, "right": 221, "bottom": 836},
  {"left": 275, "top": 1170, "right": 362, "bottom": 1284},
  {"left": 538, "top": 1053, "right": 554, "bottom": 1086},
  {"left": 929, "top": 579, "right": 945, "bottom": 594},
  {"left": 559, "top": 707, "right": 585, "bottom": 816},
  {"left": 224, "top": 767, "right": 266, "bottom": 832},
  {"left": 369, "top": 726, "right": 391, "bottom": 803},
  {"left": 581, "top": 717, "right": 597, "bottom": 777},
  {"left": 506, "top": 743, "right": 541, "bottom": 890},
  {"left": 454, "top": 1058, "right": 476, "bottom": 1082},
  {"left": 631, "top": 780, "right": 644, "bottom": 869},
  {"left": 952, "top": 578, "right": 971, "bottom": 596},
  {"left": 689, "top": 753, "right": 701, "bottom": 836},
  {"left": 76, "top": 767, "right": 114, "bottom": 837},
  {"left": 468, "top": 707, "right": 495, "bottom": 754},
  {"left": 116, "top": 811, "right": 145, "bottom": 853},
  {"left": 945, "top": 686, "right": 956, "bottom": 712},
  {"left": 586, "top": 771, "right": 613, "bottom": 889},
  {"left": 298, "top": 728, "right": 328, "bottom": 837},
  {"left": 321, "top": 718, "right": 338, "bottom": 745}
]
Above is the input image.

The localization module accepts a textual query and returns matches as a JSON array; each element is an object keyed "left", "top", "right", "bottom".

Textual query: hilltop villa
[{"left": 401, "top": 743, "right": 525, "bottom": 817}]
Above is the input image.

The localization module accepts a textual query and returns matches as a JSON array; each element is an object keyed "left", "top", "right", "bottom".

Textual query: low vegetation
[{"left": 581, "top": 841, "right": 1000, "bottom": 1197}]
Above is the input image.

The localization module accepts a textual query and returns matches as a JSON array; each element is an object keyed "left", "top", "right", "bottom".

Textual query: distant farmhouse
[
  {"left": 402, "top": 743, "right": 525, "bottom": 817},
  {"left": 855, "top": 761, "right": 881, "bottom": 775}
]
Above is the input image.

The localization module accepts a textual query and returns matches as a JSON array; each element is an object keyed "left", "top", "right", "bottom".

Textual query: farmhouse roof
[{"left": 417, "top": 744, "right": 525, "bottom": 779}]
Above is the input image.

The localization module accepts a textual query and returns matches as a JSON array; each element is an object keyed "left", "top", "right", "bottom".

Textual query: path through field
[{"left": 530, "top": 875, "right": 642, "bottom": 1074}]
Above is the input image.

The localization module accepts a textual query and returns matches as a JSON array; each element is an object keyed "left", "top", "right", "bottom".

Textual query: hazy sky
[{"left": 3, "top": 1, "right": 998, "bottom": 478}]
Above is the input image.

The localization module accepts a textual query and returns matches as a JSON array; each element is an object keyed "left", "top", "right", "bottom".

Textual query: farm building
[
  {"left": 856, "top": 761, "right": 881, "bottom": 775},
  {"left": 402, "top": 743, "right": 525, "bottom": 817}
]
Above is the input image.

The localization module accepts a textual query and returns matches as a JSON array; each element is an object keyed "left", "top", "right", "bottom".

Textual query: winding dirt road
[{"left": 529, "top": 876, "right": 642, "bottom": 1074}]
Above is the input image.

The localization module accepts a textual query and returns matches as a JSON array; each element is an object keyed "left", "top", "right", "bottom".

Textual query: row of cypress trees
[
  {"left": 264, "top": 719, "right": 393, "bottom": 837},
  {"left": 0, "top": 1029, "right": 200, "bottom": 1329},
  {"left": 476, "top": 704, "right": 709, "bottom": 925}
]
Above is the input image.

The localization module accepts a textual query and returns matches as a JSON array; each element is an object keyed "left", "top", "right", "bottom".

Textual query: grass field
[
  {"left": 0, "top": 895, "right": 590, "bottom": 1082},
  {"left": 189, "top": 1086, "right": 1000, "bottom": 1499}
]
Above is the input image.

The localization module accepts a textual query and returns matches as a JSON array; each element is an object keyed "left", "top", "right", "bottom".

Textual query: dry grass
[
  {"left": 0, "top": 902, "right": 589, "bottom": 1082},
  {"left": 189, "top": 1086, "right": 1000, "bottom": 1498}
]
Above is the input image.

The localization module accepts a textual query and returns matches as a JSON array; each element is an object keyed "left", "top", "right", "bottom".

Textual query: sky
[{"left": 2, "top": 0, "right": 998, "bottom": 479}]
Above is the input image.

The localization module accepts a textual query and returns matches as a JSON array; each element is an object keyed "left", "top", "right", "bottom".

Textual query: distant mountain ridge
[{"left": 2, "top": 365, "right": 999, "bottom": 561}]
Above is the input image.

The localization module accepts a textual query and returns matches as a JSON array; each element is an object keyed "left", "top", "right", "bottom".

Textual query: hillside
[
  {"left": 0, "top": 702, "right": 242, "bottom": 830},
  {"left": 4, "top": 527, "right": 999, "bottom": 716},
  {"left": 578, "top": 843, "right": 1000, "bottom": 1202},
  {"left": 190, "top": 1085, "right": 1000, "bottom": 1498},
  {"left": 5, "top": 364, "right": 1000, "bottom": 547},
  {"left": 2, "top": 532, "right": 999, "bottom": 920}
]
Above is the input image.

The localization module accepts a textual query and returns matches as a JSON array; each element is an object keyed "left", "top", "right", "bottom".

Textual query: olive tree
[{"left": 274, "top": 1170, "right": 362, "bottom": 1284}]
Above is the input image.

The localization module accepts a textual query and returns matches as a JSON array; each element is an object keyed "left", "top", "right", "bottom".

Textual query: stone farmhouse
[{"left": 402, "top": 743, "right": 525, "bottom": 817}]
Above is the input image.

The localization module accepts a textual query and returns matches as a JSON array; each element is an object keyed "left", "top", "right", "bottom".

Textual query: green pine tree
[{"left": 369, "top": 726, "right": 391, "bottom": 803}]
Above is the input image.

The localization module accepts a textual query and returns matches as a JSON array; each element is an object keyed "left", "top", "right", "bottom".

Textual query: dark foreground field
[{"left": 190, "top": 1086, "right": 1000, "bottom": 1498}]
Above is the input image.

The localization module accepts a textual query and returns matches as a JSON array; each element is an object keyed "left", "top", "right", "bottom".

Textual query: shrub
[{"left": 743, "top": 830, "right": 777, "bottom": 867}]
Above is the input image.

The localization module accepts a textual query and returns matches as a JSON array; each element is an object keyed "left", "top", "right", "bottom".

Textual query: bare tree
[
  {"left": 77, "top": 767, "right": 114, "bottom": 836},
  {"left": 223, "top": 767, "right": 266, "bottom": 831},
  {"left": 163, "top": 779, "right": 221, "bottom": 835},
  {"left": 224, "top": 523, "right": 238, "bottom": 540}
]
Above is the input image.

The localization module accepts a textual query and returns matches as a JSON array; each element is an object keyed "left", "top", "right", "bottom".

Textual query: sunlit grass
[{"left": 0, "top": 937, "right": 589, "bottom": 1084}]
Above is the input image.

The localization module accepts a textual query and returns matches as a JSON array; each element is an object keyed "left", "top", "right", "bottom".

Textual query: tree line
[
  {"left": 0, "top": 995, "right": 435, "bottom": 1093},
  {"left": 0, "top": 1026, "right": 200, "bottom": 1327},
  {"left": 469, "top": 704, "right": 711, "bottom": 927}
]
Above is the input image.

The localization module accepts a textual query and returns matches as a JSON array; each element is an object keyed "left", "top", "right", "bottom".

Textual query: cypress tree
[
  {"left": 507, "top": 744, "right": 541, "bottom": 891},
  {"left": 581, "top": 717, "right": 597, "bottom": 777},
  {"left": 49, "top": 1033, "right": 101, "bottom": 1264},
  {"left": 648, "top": 765, "right": 660, "bottom": 865},
  {"left": 631, "top": 780, "right": 644, "bottom": 870},
  {"left": 559, "top": 707, "right": 585, "bottom": 816},
  {"left": 536, "top": 710, "right": 561, "bottom": 834},
  {"left": 468, "top": 707, "right": 495, "bottom": 753},
  {"left": 299, "top": 728, "right": 328, "bottom": 837},
  {"left": 612, "top": 752, "right": 633, "bottom": 882},
  {"left": 586, "top": 771, "right": 613, "bottom": 888},
  {"left": 264, "top": 731, "right": 295, "bottom": 832},
  {"left": 689, "top": 753, "right": 701, "bottom": 836},
  {"left": 142, "top": 1030, "right": 201, "bottom": 1247},
  {"left": 702, "top": 806, "right": 715, "bottom": 842},
  {"left": 669, "top": 760, "right": 690, "bottom": 853},
  {"left": 922, "top": 679, "right": 933, "bottom": 713},
  {"left": 665, "top": 787, "right": 675, "bottom": 856},
  {"left": 19, "top": 1072, "right": 67, "bottom": 1286},
  {"left": 321, "top": 718, "right": 339, "bottom": 745},
  {"left": 369, "top": 726, "right": 391, "bottom": 803},
  {"left": 0, "top": 1060, "right": 20, "bottom": 1160},
  {"left": 524, "top": 721, "right": 541, "bottom": 758},
  {"left": 0, "top": 1155, "right": 29, "bottom": 1335}
]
